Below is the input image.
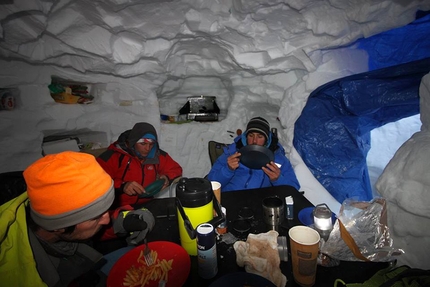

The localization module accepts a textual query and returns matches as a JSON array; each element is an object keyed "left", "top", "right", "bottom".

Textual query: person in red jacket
[{"left": 97, "top": 122, "right": 182, "bottom": 209}]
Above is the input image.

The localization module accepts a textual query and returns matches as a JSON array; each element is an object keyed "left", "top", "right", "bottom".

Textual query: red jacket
[
  {"left": 97, "top": 144, "right": 182, "bottom": 207},
  {"left": 97, "top": 123, "right": 182, "bottom": 209},
  {"left": 95, "top": 124, "right": 182, "bottom": 241}
]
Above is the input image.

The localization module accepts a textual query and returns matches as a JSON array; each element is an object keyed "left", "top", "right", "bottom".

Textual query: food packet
[{"left": 319, "top": 198, "right": 404, "bottom": 264}]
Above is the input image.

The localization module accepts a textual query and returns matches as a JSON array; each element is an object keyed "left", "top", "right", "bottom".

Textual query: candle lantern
[{"left": 313, "top": 203, "right": 333, "bottom": 241}]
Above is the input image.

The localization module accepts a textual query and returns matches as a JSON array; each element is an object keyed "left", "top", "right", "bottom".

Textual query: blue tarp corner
[
  {"left": 293, "top": 11, "right": 430, "bottom": 203},
  {"left": 293, "top": 58, "right": 430, "bottom": 202},
  {"left": 294, "top": 58, "right": 430, "bottom": 203}
]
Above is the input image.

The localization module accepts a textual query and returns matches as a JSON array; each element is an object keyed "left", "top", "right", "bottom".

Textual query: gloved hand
[{"left": 113, "top": 208, "right": 155, "bottom": 245}]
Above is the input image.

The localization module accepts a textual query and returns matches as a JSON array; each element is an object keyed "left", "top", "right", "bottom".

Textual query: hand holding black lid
[
  {"left": 207, "top": 116, "right": 301, "bottom": 192},
  {"left": 228, "top": 117, "right": 276, "bottom": 171}
]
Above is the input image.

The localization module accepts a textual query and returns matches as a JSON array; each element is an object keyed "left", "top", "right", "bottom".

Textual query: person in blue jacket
[{"left": 207, "top": 117, "right": 300, "bottom": 192}]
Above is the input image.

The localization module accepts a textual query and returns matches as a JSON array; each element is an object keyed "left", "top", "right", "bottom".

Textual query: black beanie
[{"left": 246, "top": 117, "right": 270, "bottom": 140}]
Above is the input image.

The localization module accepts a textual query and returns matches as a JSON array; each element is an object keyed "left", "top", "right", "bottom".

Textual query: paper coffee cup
[
  {"left": 288, "top": 226, "right": 320, "bottom": 287},
  {"left": 211, "top": 181, "right": 221, "bottom": 204}
]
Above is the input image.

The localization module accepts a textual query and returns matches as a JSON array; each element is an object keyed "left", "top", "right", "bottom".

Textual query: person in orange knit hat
[{"left": 0, "top": 151, "right": 154, "bottom": 287}]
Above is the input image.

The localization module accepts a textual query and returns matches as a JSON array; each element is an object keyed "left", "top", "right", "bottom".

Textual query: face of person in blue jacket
[
  {"left": 135, "top": 141, "right": 155, "bottom": 158},
  {"left": 247, "top": 132, "right": 266, "bottom": 146}
]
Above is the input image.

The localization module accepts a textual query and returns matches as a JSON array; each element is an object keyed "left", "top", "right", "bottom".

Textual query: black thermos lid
[{"left": 176, "top": 177, "right": 213, "bottom": 208}]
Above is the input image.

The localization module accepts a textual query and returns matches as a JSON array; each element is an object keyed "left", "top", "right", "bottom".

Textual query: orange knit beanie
[{"left": 24, "top": 151, "right": 114, "bottom": 230}]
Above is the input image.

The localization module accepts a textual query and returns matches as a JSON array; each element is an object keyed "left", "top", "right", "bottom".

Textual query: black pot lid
[
  {"left": 232, "top": 218, "right": 251, "bottom": 233},
  {"left": 238, "top": 207, "right": 254, "bottom": 220},
  {"left": 239, "top": 145, "right": 274, "bottom": 169}
]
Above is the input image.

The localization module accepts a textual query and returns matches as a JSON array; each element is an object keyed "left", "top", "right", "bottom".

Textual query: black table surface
[{"left": 140, "top": 185, "right": 389, "bottom": 287}]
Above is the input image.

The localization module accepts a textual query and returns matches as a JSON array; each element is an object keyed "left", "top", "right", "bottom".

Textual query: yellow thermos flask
[{"left": 176, "top": 177, "right": 224, "bottom": 256}]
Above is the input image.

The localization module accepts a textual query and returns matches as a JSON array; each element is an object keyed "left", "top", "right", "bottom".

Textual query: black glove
[{"left": 113, "top": 208, "right": 155, "bottom": 245}]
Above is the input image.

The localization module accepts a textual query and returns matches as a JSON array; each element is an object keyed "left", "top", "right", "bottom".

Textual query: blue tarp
[
  {"left": 293, "top": 12, "right": 430, "bottom": 203},
  {"left": 358, "top": 11, "right": 430, "bottom": 71}
]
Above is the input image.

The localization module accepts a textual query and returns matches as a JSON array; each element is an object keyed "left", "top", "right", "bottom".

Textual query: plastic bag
[{"left": 320, "top": 198, "right": 404, "bottom": 263}]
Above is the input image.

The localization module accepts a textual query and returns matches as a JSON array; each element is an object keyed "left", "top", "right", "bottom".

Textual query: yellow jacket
[{"left": 0, "top": 192, "right": 46, "bottom": 287}]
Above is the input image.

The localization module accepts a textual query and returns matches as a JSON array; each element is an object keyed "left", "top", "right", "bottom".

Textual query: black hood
[
  {"left": 116, "top": 123, "right": 160, "bottom": 162},
  {"left": 127, "top": 123, "right": 158, "bottom": 147}
]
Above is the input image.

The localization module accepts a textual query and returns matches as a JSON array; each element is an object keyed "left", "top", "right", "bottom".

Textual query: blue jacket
[{"left": 207, "top": 136, "right": 300, "bottom": 192}]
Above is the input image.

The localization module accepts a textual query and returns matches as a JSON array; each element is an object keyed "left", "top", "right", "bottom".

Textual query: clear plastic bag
[{"left": 320, "top": 198, "right": 404, "bottom": 264}]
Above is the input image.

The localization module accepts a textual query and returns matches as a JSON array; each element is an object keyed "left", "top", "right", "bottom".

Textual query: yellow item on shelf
[{"left": 50, "top": 87, "right": 80, "bottom": 104}]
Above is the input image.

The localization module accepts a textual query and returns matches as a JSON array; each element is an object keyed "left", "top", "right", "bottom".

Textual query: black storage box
[{"left": 179, "top": 95, "right": 220, "bottom": 122}]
